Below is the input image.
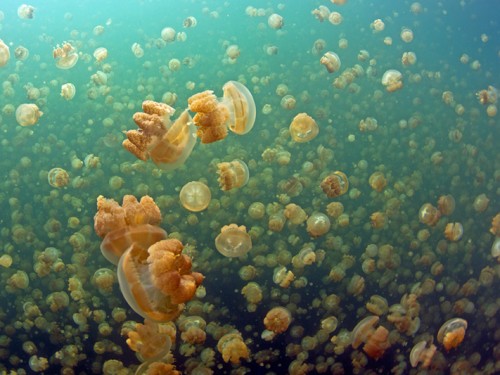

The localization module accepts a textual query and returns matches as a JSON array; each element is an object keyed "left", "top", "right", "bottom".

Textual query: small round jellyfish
[
  {"left": 15, "top": 103, "right": 43, "bottom": 126},
  {"left": 289, "top": 113, "right": 319, "bottom": 143},
  {"left": 215, "top": 224, "right": 252, "bottom": 257},
  {"left": 217, "top": 159, "right": 249, "bottom": 191},
  {"left": 268, "top": 13, "right": 284, "bottom": 29},
  {"left": 60, "top": 83, "right": 76, "bottom": 100},
  {"left": 381, "top": 70, "right": 403, "bottom": 92},
  {"left": 321, "top": 171, "right": 349, "bottom": 198},
  {"left": 179, "top": 181, "right": 211, "bottom": 212},
  {"left": 320, "top": 51, "right": 341, "bottom": 73},
  {"left": 47, "top": 168, "right": 70, "bottom": 188}
]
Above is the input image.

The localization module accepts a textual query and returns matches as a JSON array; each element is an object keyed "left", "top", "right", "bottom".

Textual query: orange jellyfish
[
  {"left": 381, "top": 69, "right": 403, "bottom": 92},
  {"left": 410, "top": 340, "right": 436, "bottom": 368},
  {"left": 118, "top": 239, "right": 204, "bottom": 322},
  {"left": 418, "top": 203, "right": 441, "bottom": 226},
  {"left": 123, "top": 100, "right": 196, "bottom": 170},
  {"left": 444, "top": 222, "right": 463, "bottom": 241},
  {"left": 0, "top": 39, "right": 10, "bottom": 67},
  {"left": 437, "top": 318, "right": 467, "bottom": 351},
  {"left": 188, "top": 81, "right": 256, "bottom": 143},
  {"left": 320, "top": 51, "right": 341, "bottom": 73},
  {"left": 15, "top": 103, "right": 43, "bottom": 126},
  {"left": 368, "top": 171, "right": 387, "bottom": 192},
  {"left": 47, "top": 168, "right": 70, "bottom": 188},
  {"left": 264, "top": 307, "right": 292, "bottom": 334},
  {"left": 126, "top": 318, "right": 173, "bottom": 362},
  {"left": 217, "top": 159, "right": 249, "bottom": 191},
  {"left": 217, "top": 332, "right": 250, "bottom": 364},
  {"left": 179, "top": 181, "right": 211, "bottom": 212},
  {"left": 93, "top": 47, "right": 108, "bottom": 62},
  {"left": 289, "top": 113, "right": 319, "bottom": 142},
  {"left": 320, "top": 171, "right": 349, "bottom": 197},
  {"left": 351, "top": 315, "right": 390, "bottom": 360},
  {"left": 215, "top": 224, "right": 252, "bottom": 257},
  {"left": 60, "top": 83, "right": 76, "bottom": 100},
  {"left": 53, "top": 42, "right": 78, "bottom": 69},
  {"left": 93, "top": 195, "right": 166, "bottom": 264}
]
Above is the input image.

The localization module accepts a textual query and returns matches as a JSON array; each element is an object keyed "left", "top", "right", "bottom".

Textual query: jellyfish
[
  {"left": 126, "top": 318, "right": 173, "bottom": 362},
  {"left": 53, "top": 42, "right": 79, "bottom": 69},
  {"left": 14, "top": 46, "right": 29, "bottom": 61},
  {"left": 131, "top": 43, "right": 144, "bottom": 58},
  {"left": 15, "top": 103, "right": 43, "bottom": 126},
  {"left": 410, "top": 340, "right": 436, "bottom": 368},
  {"left": 444, "top": 222, "right": 463, "bottom": 241},
  {"left": 47, "top": 168, "right": 70, "bottom": 188},
  {"left": 217, "top": 332, "right": 250, "bottom": 364},
  {"left": 118, "top": 239, "right": 203, "bottom": 322},
  {"left": 123, "top": 100, "right": 197, "bottom": 170},
  {"left": 381, "top": 69, "right": 403, "bottom": 92},
  {"left": 437, "top": 318, "right": 467, "bottom": 351},
  {"left": 351, "top": 315, "right": 390, "bottom": 360},
  {"left": 320, "top": 171, "right": 349, "bottom": 197},
  {"left": 17, "top": 4, "right": 35, "bottom": 19},
  {"left": 60, "top": 83, "right": 76, "bottom": 100},
  {"left": 183, "top": 16, "right": 197, "bottom": 28},
  {"left": 161, "top": 27, "right": 176, "bottom": 43},
  {"left": 93, "top": 47, "right": 108, "bottom": 62},
  {"left": 215, "top": 224, "right": 252, "bottom": 257},
  {"left": 179, "top": 181, "right": 211, "bottom": 212},
  {"left": 0, "top": 39, "right": 10, "bottom": 67},
  {"left": 320, "top": 52, "right": 341, "bottom": 73},
  {"left": 418, "top": 203, "right": 441, "bottom": 226},
  {"left": 264, "top": 307, "right": 292, "bottom": 335},
  {"left": 289, "top": 113, "right": 319, "bottom": 142},
  {"left": 306, "top": 213, "right": 331, "bottom": 237},
  {"left": 226, "top": 45, "right": 240, "bottom": 61},
  {"left": 216, "top": 159, "right": 249, "bottom": 191},
  {"left": 368, "top": 171, "right": 387, "bottom": 192},
  {"left": 400, "top": 27, "right": 414, "bottom": 43},
  {"left": 268, "top": 13, "right": 284, "bottom": 29},
  {"left": 188, "top": 81, "right": 256, "bottom": 143}
]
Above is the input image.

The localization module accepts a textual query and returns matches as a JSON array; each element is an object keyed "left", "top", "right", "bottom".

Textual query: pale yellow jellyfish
[
  {"left": 381, "top": 70, "right": 403, "bottom": 92},
  {"left": 15, "top": 103, "right": 43, "bottom": 126},
  {"left": 60, "top": 83, "right": 76, "bottom": 100},
  {"left": 215, "top": 224, "right": 252, "bottom": 257},
  {"left": 0, "top": 39, "right": 10, "bottom": 67},
  {"left": 179, "top": 181, "right": 211, "bottom": 212},
  {"left": 320, "top": 51, "right": 341, "bottom": 73},
  {"left": 216, "top": 159, "right": 249, "bottom": 191},
  {"left": 289, "top": 113, "right": 319, "bottom": 142}
]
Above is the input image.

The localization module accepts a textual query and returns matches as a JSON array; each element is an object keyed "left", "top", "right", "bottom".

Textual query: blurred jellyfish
[
  {"left": 93, "top": 47, "right": 108, "bottom": 62},
  {"left": 0, "top": 39, "right": 10, "bottom": 67},
  {"left": 60, "top": 83, "right": 76, "bottom": 100},
  {"left": 15, "top": 103, "right": 43, "bottom": 126},
  {"left": 217, "top": 159, "right": 249, "bottom": 191},
  {"left": 183, "top": 16, "right": 197, "bottom": 28},
  {"left": 131, "top": 43, "right": 144, "bottom": 58},
  {"left": 14, "top": 46, "right": 29, "bottom": 61},
  {"left": 320, "top": 51, "right": 341, "bottom": 73},
  {"left": 307, "top": 213, "right": 331, "bottom": 237},
  {"left": 226, "top": 44, "right": 240, "bottom": 61},
  {"left": 289, "top": 113, "right": 319, "bottom": 142},
  {"left": 93, "top": 25, "right": 105, "bottom": 36},
  {"left": 53, "top": 42, "right": 79, "bottom": 69},
  {"left": 410, "top": 340, "right": 436, "bottom": 368},
  {"left": 268, "top": 13, "right": 284, "bottom": 29},
  {"left": 18, "top": 4, "right": 35, "bottom": 19},
  {"left": 444, "top": 222, "right": 463, "bottom": 241},
  {"left": 161, "top": 27, "right": 176, "bottom": 43},
  {"left": 179, "top": 181, "right": 211, "bottom": 212},
  {"left": 400, "top": 27, "right": 414, "bottom": 43},
  {"left": 215, "top": 224, "right": 252, "bottom": 257},
  {"left": 328, "top": 12, "right": 343, "bottom": 25},
  {"left": 47, "top": 168, "right": 70, "bottom": 188},
  {"left": 381, "top": 69, "right": 403, "bottom": 92},
  {"left": 321, "top": 171, "right": 349, "bottom": 198},
  {"left": 437, "top": 318, "right": 467, "bottom": 351}
]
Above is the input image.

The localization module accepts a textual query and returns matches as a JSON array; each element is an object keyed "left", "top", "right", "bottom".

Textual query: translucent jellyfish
[
  {"left": 226, "top": 45, "right": 240, "bottom": 61},
  {"left": 306, "top": 213, "right": 331, "bottom": 237},
  {"left": 381, "top": 69, "right": 403, "bottom": 92},
  {"left": 216, "top": 159, "right": 249, "bottom": 191},
  {"left": 410, "top": 340, "right": 436, "bottom": 368},
  {"left": 215, "top": 224, "right": 252, "bottom": 257},
  {"left": 444, "top": 222, "right": 463, "bottom": 241},
  {"left": 268, "top": 13, "right": 284, "bottom": 29},
  {"left": 264, "top": 307, "right": 292, "bottom": 334},
  {"left": 188, "top": 81, "right": 256, "bottom": 142},
  {"left": 351, "top": 315, "right": 390, "bottom": 359},
  {"left": 123, "top": 100, "right": 197, "bottom": 170},
  {"left": 368, "top": 171, "right": 387, "bottom": 192},
  {"left": 183, "top": 16, "right": 197, "bottom": 28},
  {"left": 320, "top": 171, "right": 349, "bottom": 197},
  {"left": 93, "top": 47, "right": 108, "bottom": 62},
  {"left": 14, "top": 46, "right": 29, "bottom": 61},
  {"left": 53, "top": 42, "right": 78, "bottom": 69},
  {"left": 126, "top": 318, "right": 172, "bottom": 362},
  {"left": 0, "top": 39, "right": 10, "bottom": 67},
  {"left": 400, "top": 27, "right": 414, "bottom": 43},
  {"left": 17, "top": 4, "right": 35, "bottom": 19},
  {"left": 217, "top": 332, "right": 250, "bottom": 364},
  {"left": 371, "top": 19, "right": 385, "bottom": 32},
  {"left": 320, "top": 51, "right": 341, "bottom": 73},
  {"left": 131, "top": 43, "right": 144, "bottom": 58},
  {"left": 118, "top": 239, "right": 204, "bottom": 322},
  {"left": 179, "top": 181, "right": 211, "bottom": 212},
  {"left": 476, "top": 86, "right": 498, "bottom": 105},
  {"left": 47, "top": 168, "right": 70, "bottom": 188},
  {"left": 418, "top": 203, "right": 441, "bottom": 226},
  {"left": 168, "top": 58, "right": 181, "bottom": 71},
  {"left": 289, "top": 113, "right": 319, "bottom": 142},
  {"left": 437, "top": 318, "right": 467, "bottom": 351},
  {"left": 161, "top": 27, "right": 176, "bottom": 42},
  {"left": 60, "top": 83, "right": 76, "bottom": 100},
  {"left": 15, "top": 103, "right": 43, "bottom": 126}
]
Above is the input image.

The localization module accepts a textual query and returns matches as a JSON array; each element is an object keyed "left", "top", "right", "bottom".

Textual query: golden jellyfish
[
  {"left": 476, "top": 85, "right": 498, "bottom": 105},
  {"left": 381, "top": 69, "right": 403, "bottom": 92},
  {"left": 15, "top": 103, "right": 43, "bottom": 126},
  {"left": 437, "top": 194, "right": 455, "bottom": 215},
  {"left": 400, "top": 27, "right": 414, "bottom": 43},
  {"left": 0, "top": 39, "right": 10, "bottom": 67},
  {"left": 131, "top": 42, "right": 144, "bottom": 58},
  {"left": 370, "top": 18, "right": 385, "bottom": 32},
  {"left": 14, "top": 46, "right": 29, "bottom": 61},
  {"left": 402, "top": 51, "right": 417, "bottom": 66},
  {"left": 280, "top": 94, "right": 296, "bottom": 109},
  {"left": 418, "top": 203, "right": 441, "bottom": 226},
  {"left": 490, "top": 213, "right": 500, "bottom": 236},
  {"left": 216, "top": 159, "right": 249, "bottom": 191},
  {"left": 161, "top": 27, "right": 176, "bottom": 42},
  {"left": 118, "top": 239, "right": 204, "bottom": 322},
  {"left": 183, "top": 16, "right": 197, "bottom": 28},
  {"left": 410, "top": 340, "right": 436, "bottom": 368},
  {"left": 320, "top": 51, "right": 341, "bottom": 73},
  {"left": 264, "top": 307, "right": 292, "bottom": 334},
  {"left": 93, "top": 195, "right": 165, "bottom": 264},
  {"left": 444, "top": 222, "right": 463, "bottom": 241},
  {"left": 268, "top": 13, "right": 284, "bottom": 29},
  {"left": 225, "top": 44, "right": 240, "bottom": 61},
  {"left": 215, "top": 224, "right": 252, "bottom": 257},
  {"left": 17, "top": 4, "right": 35, "bottom": 19},
  {"left": 47, "top": 168, "right": 70, "bottom": 188},
  {"left": 368, "top": 171, "right": 387, "bottom": 192},
  {"left": 126, "top": 319, "right": 172, "bottom": 362},
  {"left": 437, "top": 318, "right": 467, "bottom": 351},
  {"left": 53, "top": 42, "right": 79, "bottom": 69},
  {"left": 473, "top": 193, "right": 489, "bottom": 212},
  {"left": 93, "top": 47, "right": 108, "bottom": 62},
  {"left": 222, "top": 80, "right": 256, "bottom": 135},
  {"left": 351, "top": 315, "right": 390, "bottom": 360},
  {"left": 60, "top": 83, "right": 76, "bottom": 100},
  {"left": 321, "top": 171, "right": 349, "bottom": 198},
  {"left": 168, "top": 58, "right": 181, "bottom": 71},
  {"left": 188, "top": 90, "right": 229, "bottom": 143},
  {"left": 289, "top": 113, "right": 319, "bottom": 142},
  {"left": 123, "top": 100, "right": 196, "bottom": 170},
  {"left": 217, "top": 332, "right": 250, "bottom": 364},
  {"left": 329, "top": 12, "right": 343, "bottom": 25},
  {"left": 179, "top": 181, "right": 211, "bottom": 212},
  {"left": 306, "top": 212, "right": 331, "bottom": 237}
]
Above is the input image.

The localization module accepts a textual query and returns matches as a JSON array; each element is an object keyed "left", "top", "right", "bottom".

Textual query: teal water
[{"left": 0, "top": 0, "right": 498, "bottom": 373}]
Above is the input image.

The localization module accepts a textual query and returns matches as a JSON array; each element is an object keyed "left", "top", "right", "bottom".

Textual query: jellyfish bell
[
  {"left": 222, "top": 80, "right": 256, "bottom": 135},
  {"left": 47, "top": 168, "right": 70, "bottom": 188},
  {"left": 100, "top": 224, "right": 167, "bottom": 265},
  {"left": 56, "top": 52, "right": 79, "bottom": 69},
  {"left": 18, "top": 4, "right": 35, "bottom": 19},
  {"left": 268, "top": 13, "right": 284, "bottom": 29},
  {"left": 215, "top": 224, "right": 252, "bottom": 257},
  {"left": 161, "top": 27, "right": 176, "bottom": 43},
  {"left": 0, "top": 39, "right": 10, "bottom": 67},
  {"left": 321, "top": 171, "right": 349, "bottom": 198},
  {"left": 14, "top": 46, "right": 29, "bottom": 61},
  {"left": 93, "top": 47, "right": 108, "bottom": 62},
  {"left": 320, "top": 51, "right": 341, "bottom": 73},
  {"left": 289, "top": 113, "right": 319, "bottom": 142},
  {"left": 410, "top": 340, "right": 437, "bottom": 368},
  {"left": 217, "top": 159, "right": 249, "bottom": 191},
  {"left": 15, "top": 103, "right": 43, "bottom": 126},
  {"left": 179, "top": 181, "right": 211, "bottom": 212},
  {"left": 437, "top": 318, "right": 467, "bottom": 351},
  {"left": 60, "top": 83, "right": 76, "bottom": 100},
  {"left": 183, "top": 16, "right": 197, "bottom": 28},
  {"left": 381, "top": 69, "right": 403, "bottom": 92}
]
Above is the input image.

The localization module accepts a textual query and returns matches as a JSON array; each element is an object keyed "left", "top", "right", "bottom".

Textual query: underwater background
[{"left": 0, "top": 0, "right": 499, "bottom": 373}]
